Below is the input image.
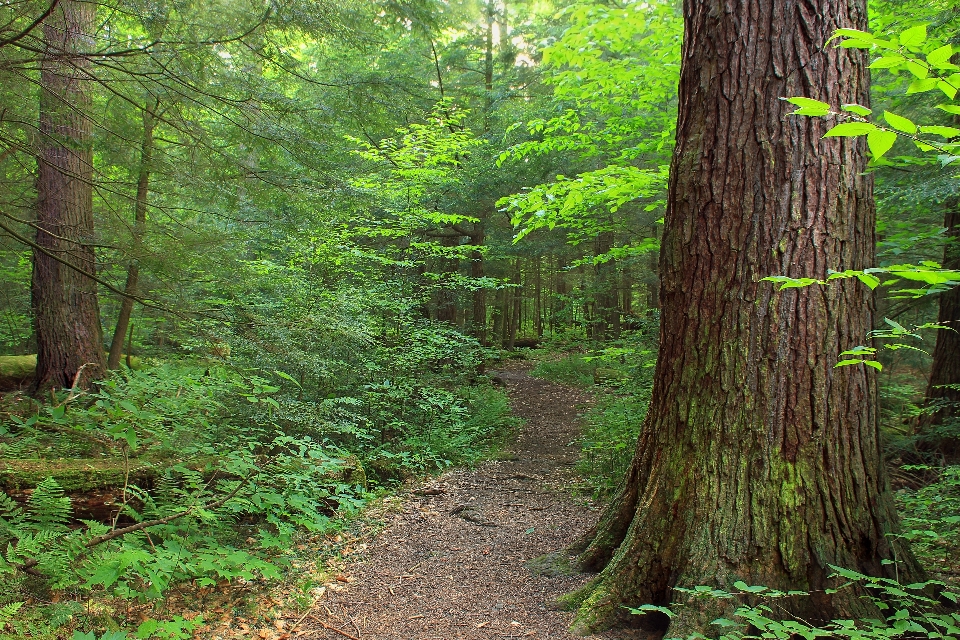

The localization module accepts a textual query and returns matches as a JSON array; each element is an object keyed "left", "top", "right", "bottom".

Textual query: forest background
[{"left": 0, "top": 0, "right": 958, "bottom": 638}]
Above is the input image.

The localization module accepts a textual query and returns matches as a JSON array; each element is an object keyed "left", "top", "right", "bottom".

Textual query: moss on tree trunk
[{"left": 562, "top": 0, "right": 924, "bottom": 635}]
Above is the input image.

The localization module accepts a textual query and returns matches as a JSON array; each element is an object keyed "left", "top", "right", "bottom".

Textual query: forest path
[{"left": 300, "top": 365, "right": 630, "bottom": 640}]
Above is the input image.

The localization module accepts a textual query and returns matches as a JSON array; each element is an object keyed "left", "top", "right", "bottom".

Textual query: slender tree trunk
[
  {"left": 594, "top": 231, "right": 619, "bottom": 340},
  {"left": 108, "top": 98, "right": 158, "bottom": 369},
  {"left": 917, "top": 200, "right": 960, "bottom": 452},
  {"left": 620, "top": 264, "right": 632, "bottom": 318},
  {"left": 435, "top": 235, "right": 458, "bottom": 324},
  {"left": 491, "top": 287, "right": 504, "bottom": 346},
  {"left": 553, "top": 255, "right": 568, "bottom": 333},
  {"left": 560, "top": 0, "right": 921, "bottom": 635},
  {"left": 535, "top": 254, "right": 543, "bottom": 338},
  {"left": 32, "top": 0, "right": 104, "bottom": 392},
  {"left": 646, "top": 249, "right": 659, "bottom": 310},
  {"left": 508, "top": 258, "right": 521, "bottom": 348},
  {"left": 483, "top": 1, "right": 494, "bottom": 132},
  {"left": 470, "top": 224, "right": 486, "bottom": 344}
]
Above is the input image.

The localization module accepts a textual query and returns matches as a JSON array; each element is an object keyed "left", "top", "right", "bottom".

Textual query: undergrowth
[
  {"left": 531, "top": 325, "right": 657, "bottom": 500},
  {"left": 630, "top": 566, "right": 960, "bottom": 640},
  {"left": 0, "top": 321, "right": 515, "bottom": 638}
]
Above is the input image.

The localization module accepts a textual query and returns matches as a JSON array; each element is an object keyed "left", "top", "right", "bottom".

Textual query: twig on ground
[{"left": 308, "top": 614, "right": 360, "bottom": 640}]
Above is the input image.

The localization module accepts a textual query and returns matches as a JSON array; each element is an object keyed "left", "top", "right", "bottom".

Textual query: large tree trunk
[
  {"left": 32, "top": 0, "right": 104, "bottom": 392},
  {"left": 560, "top": 0, "right": 921, "bottom": 635},
  {"left": 917, "top": 201, "right": 960, "bottom": 454},
  {"left": 108, "top": 98, "right": 158, "bottom": 370}
]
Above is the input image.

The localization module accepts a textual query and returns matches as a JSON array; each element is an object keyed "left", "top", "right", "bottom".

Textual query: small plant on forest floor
[
  {"left": 530, "top": 352, "right": 596, "bottom": 386},
  {"left": 896, "top": 464, "right": 960, "bottom": 581},
  {"left": 629, "top": 567, "right": 960, "bottom": 640}
]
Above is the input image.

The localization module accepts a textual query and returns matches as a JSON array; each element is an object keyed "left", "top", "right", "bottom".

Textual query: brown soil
[{"left": 299, "top": 366, "right": 632, "bottom": 639}]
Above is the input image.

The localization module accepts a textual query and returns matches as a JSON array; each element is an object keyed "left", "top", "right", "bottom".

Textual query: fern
[
  {"left": 0, "top": 492, "right": 26, "bottom": 540},
  {"left": 26, "top": 477, "right": 71, "bottom": 532},
  {"left": 0, "top": 601, "right": 23, "bottom": 625}
]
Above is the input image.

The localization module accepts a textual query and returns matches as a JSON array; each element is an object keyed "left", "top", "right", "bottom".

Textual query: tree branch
[{"left": 0, "top": 0, "right": 59, "bottom": 49}]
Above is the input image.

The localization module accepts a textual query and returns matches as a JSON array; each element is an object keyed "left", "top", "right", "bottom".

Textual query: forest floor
[{"left": 293, "top": 364, "right": 639, "bottom": 640}]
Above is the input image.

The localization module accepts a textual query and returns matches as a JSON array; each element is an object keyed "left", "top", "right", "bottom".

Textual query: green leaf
[
  {"left": 937, "top": 104, "right": 960, "bottom": 115},
  {"left": 906, "top": 60, "right": 929, "bottom": 79},
  {"left": 840, "top": 346, "right": 877, "bottom": 356},
  {"left": 938, "top": 81, "right": 959, "bottom": 100},
  {"left": 274, "top": 370, "right": 302, "bottom": 388},
  {"left": 927, "top": 44, "right": 954, "bottom": 68},
  {"left": 835, "top": 359, "right": 882, "bottom": 371},
  {"left": 870, "top": 56, "right": 905, "bottom": 69},
  {"left": 919, "top": 125, "right": 960, "bottom": 139},
  {"left": 841, "top": 104, "right": 871, "bottom": 116},
  {"left": 867, "top": 130, "right": 897, "bottom": 159},
  {"left": 792, "top": 107, "right": 831, "bottom": 116},
  {"left": 907, "top": 78, "right": 939, "bottom": 94},
  {"left": 784, "top": 97, "right": 831, "bottom": 110},
  {"left": 856, "top": 272, "right": 882, "bottom": 289},
  {"left": 898, "top": 24, "right": 927, "bottom": 48},
  {"left": 762, "top": 276, "right": 823, "bottom": 289},
  {"left": 627, "top": 604, "right": 675, "bottom": 619},
  {"left": 823, "top": 122, "right": 876, "bottom": 137},
  {"left": 733, "top": 581, "right": 769, "bottom": 593},
  {"left": 883, "top": 111, "right": 917, "bottom": 134},
  {"left": 828, "top": 28, "right": 877, "bottom": 45}
]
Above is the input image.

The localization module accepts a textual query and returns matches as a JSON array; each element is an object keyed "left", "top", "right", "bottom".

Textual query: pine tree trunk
[
  {"left": 917, "top": 201, "right": 960, "bottom": 452},
  {"left": 535, "top": 254, "right": 543, "bottom": 338},
  {"left": 32, "top": 0, "right": 104, "bottom": 392},
  {"left": 561, "top": 0, "right": 922, "bottom": 634},
  {"left": 594, "top": 231, "right": 619, "bottom": 340},
  {"left": 108, "top": 98, "right": 158, "bottom": 370},
  {"left": 509, "top": 259, "right": 521, "bottom": 348},
  {"left": 491, "top": 288, "right": 504, "bottom": 346}
]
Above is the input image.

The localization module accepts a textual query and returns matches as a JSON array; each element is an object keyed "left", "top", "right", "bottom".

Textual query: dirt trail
[{"left": 301, "top": 366, "right": 623, "bottom": 639}]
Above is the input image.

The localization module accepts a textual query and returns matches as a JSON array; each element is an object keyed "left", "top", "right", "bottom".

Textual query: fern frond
[
  {"left": 8, "top": 529, "right": 63, "bottom": 560},
  {"left": 26, "top": 477, "right": 72, "bottom": 531},
  {"left": 0, "top": 600, "right": 23, "bottom": 624},
  {"left": 0, "top": 492, "right": 27, "bottom": 542}
]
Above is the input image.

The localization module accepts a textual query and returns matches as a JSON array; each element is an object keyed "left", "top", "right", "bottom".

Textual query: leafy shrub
[
  {"left": 630, "top": 568, "right": 960, "bottom": 640},
  {"left": 896, "top": 464, "right": 960, "bottom": 577},
  {"left": 578, "top": 394, "right": 648, "bottom": 500}
]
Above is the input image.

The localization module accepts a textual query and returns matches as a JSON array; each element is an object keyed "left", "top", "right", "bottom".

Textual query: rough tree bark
[
  {"left": 107, "top": 97, "right": 158, "bottom": 370},
  {"left": 32, "top": 0, "right": 104, "bottom": 392},
  {"left": 917, "top": 201, "right": 960, "bottom": 452},
  {"left": 593, "top": 231, "right": 619, "bottom": 340},
  {"left": 559, "top": 0, "right": 922, "bottom": 635}
]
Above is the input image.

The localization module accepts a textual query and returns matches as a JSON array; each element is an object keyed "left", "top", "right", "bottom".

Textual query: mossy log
[
  {"left": 0, "top": 458, "right": 162, "bottom": 492},
  {"left": 0, "top": 354, "right": 142, "bottom": 391}
]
